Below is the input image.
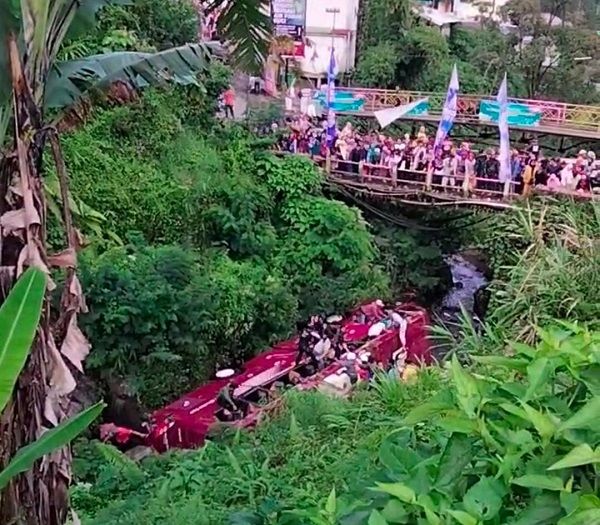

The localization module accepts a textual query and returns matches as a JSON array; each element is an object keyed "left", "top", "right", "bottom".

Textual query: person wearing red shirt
[{"left": 223, "top": 86, "right": 235, "bottom": 118}]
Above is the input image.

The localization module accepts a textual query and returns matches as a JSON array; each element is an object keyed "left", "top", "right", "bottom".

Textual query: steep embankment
[
  {"left": 56, "top": 85, "right": 453, "bottom": 418},
  {"left": 74, "top": 200, "right": 599, "bottom": 524}
]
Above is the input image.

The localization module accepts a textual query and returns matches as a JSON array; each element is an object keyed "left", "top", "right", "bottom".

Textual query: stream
[
  {"left": 441, "top": 254, "right": 489, "bottom": 317},
  {"left": 433, "top": 253, "right": 490, "bottom": 357}
]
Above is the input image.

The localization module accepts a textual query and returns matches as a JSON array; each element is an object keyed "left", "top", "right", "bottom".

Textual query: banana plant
[
  {"left": 0, "top": 268, "right": 104, "bottom": 491},
  {"left": 0, "top": 1, "right": 271, "bottom": 521}
]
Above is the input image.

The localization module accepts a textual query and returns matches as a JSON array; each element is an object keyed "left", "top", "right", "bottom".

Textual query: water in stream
[
  {"left": 432, "top": 253, "right": 490, "bottom": 357},
  {"left": 441, "top": 253, "right": 489, "bottom": 317}
]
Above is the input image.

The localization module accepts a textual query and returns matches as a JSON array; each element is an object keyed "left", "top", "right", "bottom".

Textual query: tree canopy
[{"left": 354, "top": 0, "right": 600, "bottom": 102}]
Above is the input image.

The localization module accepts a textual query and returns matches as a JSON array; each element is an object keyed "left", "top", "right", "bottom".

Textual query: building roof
[{"left": 417, "top": 6, "right": 465, "bottom": 26}]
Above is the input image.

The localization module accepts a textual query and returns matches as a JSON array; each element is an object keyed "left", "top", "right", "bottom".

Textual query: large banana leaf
[
  {"left": 0, "top": 401, "right": 105, "bottom": 490},
  {"left": 45, "top": 42, "right": 211, "bottom": 109},
  {"left": 0, "top": 268, "right": 46, "bottom": 414},
  {"left": 0, "top": 103, "right": 10, "bottom": 150},
  {"left": 0, "top": 0, "right": 131, "bottom": 107},
  {"left": 207, "top": 0, "right": 271, "bottom": 74}
]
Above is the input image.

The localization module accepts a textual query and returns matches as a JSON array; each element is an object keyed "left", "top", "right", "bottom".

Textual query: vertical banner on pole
[
  {"left": 497, "top": 73, "right": 512, "bottom": 195},
  {"left": 433, "top": 64, "right": 459, "bottom": 154},
  {"left": 326, "top": 47, "right": 337, "bottom": 149}
]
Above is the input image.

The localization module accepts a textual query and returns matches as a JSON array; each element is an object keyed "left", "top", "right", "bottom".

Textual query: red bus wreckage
[{"left": 100, "top": 302, "right": 432, "bottom": 452}]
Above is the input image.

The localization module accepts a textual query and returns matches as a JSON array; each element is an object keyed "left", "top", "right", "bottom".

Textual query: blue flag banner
[
  {"left": 433, "top": 64, "right": 459, "bottom": 153},
  {"left": 327, "top": 47, "right": 337, "bottom": 148},
  {"left": 479, "top": 101, "right": 542, "bottom": 127},
  {"left": 496, "top": 74, "right": 511, "bottom": 184},
  {"left": 326, "top": 47, "right": 337, "bottom": 148}
]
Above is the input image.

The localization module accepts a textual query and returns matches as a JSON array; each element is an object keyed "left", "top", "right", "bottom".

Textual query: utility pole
[
  {"left": 325, "top": 7, "right": 340, "bottom": 48},
  {"left": 325, "top": 7, "right": 341, "bottom": 83}
]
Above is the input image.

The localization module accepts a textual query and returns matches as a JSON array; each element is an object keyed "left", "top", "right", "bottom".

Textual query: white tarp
[{"left": 374, "top": 98, "right": 429, "bottom": 129}]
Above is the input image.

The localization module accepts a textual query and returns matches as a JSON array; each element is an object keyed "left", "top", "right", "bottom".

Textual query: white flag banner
[
  {"left": 433, "top": 64, "right": 459, "bottom": 153},
  {"left": 496, "top": 73, "right": 511, "bottom": 183},
  {"left": 374, "top": 98, "right": 429, "bottom": 128}
]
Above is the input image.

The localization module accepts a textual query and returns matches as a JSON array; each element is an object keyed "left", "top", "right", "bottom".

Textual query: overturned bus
[{"left": 102, "top": 302, "right": 432, "bottom": 453}]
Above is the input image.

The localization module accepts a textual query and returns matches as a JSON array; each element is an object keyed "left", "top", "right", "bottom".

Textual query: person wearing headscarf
[{"left": 522, "top": 158, "right": 537, "bottom": 197}]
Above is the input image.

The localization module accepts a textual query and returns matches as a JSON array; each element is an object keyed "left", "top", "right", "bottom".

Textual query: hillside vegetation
[
  {"left": 47, "top": 2, "right": 600, "bottom": 523},
  {"left": 73, "top": 200, "right": 600, "bottom": 524},
  {"left": 56, "top": 85, "right": 408, "bottom": 407}
]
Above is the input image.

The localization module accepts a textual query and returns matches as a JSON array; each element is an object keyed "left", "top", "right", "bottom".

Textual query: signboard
[
  {"left": 313, "top": 90, "right": 366, "bottom": 112},
  {"left": 479, "top": 100, "right": 542, "bottom": 127},
  {"left": 271, "top": 0, "right": 307, "bottom": 57}
]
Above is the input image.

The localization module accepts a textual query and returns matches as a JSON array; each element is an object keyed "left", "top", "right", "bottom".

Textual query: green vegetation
[
  {"left": 355, "top": 0, "right": 600, "bottom": 103},
  {"left": 2, "top": 1, "right": 598, "bottom": 523},
  {"left": 56, "top": 85, "right": 406, "bottom": 407},
  {"left": 0, "top": 268, "right": 103, "bottom": 490},
  {"left": 74, "top": 200, "right": 600, "bottom": 524},
  {"left": 72, "top": 374, "right": 446, "bottom": 524},
  {"left": 58, "top": 0, "right": 198, "bottom": 58}
]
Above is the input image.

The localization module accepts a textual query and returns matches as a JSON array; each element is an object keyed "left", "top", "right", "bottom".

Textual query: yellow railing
[{"left": 316, "top": 88, "right": 600, "bottom": 133}]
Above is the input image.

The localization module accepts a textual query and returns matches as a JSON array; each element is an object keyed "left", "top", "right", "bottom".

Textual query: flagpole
[
  {"left": 496, "top": 73, "right": 512, "bottom": 197},
  {"left": 325, "top": 42, "right": 337, "bottom": 150},
  {"left": 427, "top": 64, "right": 459, "bottom": 190}
]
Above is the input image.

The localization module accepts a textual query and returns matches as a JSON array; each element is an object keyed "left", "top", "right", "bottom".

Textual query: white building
[
  {"left": 451, "top": 0, "right": 509, "bottom": 20},
  {"left": 416, "top": 0, "right": 511, "bottom": 32},
  {"left": 300, "top": 0, "right": 360, "bottom": 83}
]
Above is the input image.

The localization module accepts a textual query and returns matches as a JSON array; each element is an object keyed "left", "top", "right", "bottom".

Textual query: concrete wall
[{"left": 450, "top": 0, "right": 509, "bottom": 20}]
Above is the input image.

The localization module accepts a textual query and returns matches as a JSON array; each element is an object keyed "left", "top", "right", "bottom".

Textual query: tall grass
[
  {"left": 435, "top": 201, "right": 600, "bottom": 355},
  {"left": 74, "top": 377, "right": 444, "bottom": 525}
]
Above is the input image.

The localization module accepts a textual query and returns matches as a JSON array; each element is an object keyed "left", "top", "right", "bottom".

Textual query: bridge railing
[
  {"left": 276, "top": 151, "right": 597, "bottom": 203},
  {"left": 324, "top": 157, "right": 516, "bottom": 199},
  {"left": 317, "top": 88, "right": 600, "bottom": 132}
]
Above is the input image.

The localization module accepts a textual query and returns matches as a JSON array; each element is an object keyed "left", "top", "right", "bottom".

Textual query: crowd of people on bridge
[{"left": 267, "top": 115, "right": 600, "bottom": 196}]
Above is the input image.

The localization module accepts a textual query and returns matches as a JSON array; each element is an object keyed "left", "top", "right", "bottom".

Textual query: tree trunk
[{"left": 0, "top": 35, "right": 84, "bottom": 525}]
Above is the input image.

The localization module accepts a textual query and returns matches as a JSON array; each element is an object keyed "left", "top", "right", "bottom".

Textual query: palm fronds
[
  {"left": 207, "top": 0, "right": 272, "bottom": 73},
  {"left": 45, "top": 43, "right": 211, "bottom": 108}
]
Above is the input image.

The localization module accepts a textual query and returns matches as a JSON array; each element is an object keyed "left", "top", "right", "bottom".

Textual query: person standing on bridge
[
  {"left": 522, "top": 158, "right": 537, "bottom": 197},
  {"left": 465, "top": 151, "right": 476, "bottom": 191},
  {"left": 388, "top": 145, "right": 402, "bottom": 186},
  {"left": 441, "top": 151, "right": 457, "bottom": 189}
]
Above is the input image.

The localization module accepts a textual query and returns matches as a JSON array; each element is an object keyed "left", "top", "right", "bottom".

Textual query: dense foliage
[
  {"left": 456, "top": 201, "right": 600, "bottom": 338},
  {"left": 79, "top": 243, "right": 298, "bottom": 408},
  {"left": 57, "top": 85, "right": 406, "bottom": 406},
  {"left": 354, "top": 0, "right": 600, "bottom": 102},
  {"left": 57, "top": 0, "right": 198, "bottom": 61},
  {"left": 74, "top": 201, "right": 600, "bottom": 524},
  {"left": 55, "top": 5, "right": 600, "bottom": 523}
]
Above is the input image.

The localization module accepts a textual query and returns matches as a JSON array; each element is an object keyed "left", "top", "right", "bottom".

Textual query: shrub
[
  {"left": 340, "top": 322, "right": 600, "bottom": 525},
  {"left": 79, "top": 243, "right": 298, "bottom": 407}
]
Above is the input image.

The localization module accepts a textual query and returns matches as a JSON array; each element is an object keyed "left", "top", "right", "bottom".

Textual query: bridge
[
  {"left": 304, "top": 88, "right": 600, "bottom": 140},
  {"left": 279, "top": 153, "right": 598, "bottom": 209}
]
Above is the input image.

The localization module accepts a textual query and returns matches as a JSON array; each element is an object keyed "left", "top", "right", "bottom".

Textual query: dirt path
[{"left": 232, "top": 72, "right": 248, "bottom": 119}]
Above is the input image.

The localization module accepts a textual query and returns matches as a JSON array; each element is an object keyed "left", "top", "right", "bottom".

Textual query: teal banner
[
  {"left": 406, "top": 99, "right": 429, "bottom": 116},
  {"left": 479, "top": 100, "right": 542, "bottom": 127},
  {"left": 314, "top": 90, "right": 365, "bottom": 112}
]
